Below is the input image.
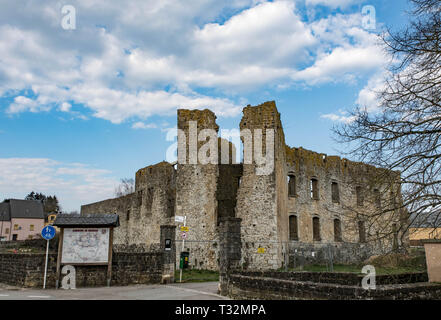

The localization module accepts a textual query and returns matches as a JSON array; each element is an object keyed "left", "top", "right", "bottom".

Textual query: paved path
[{"left": 0, "top": 282, "right": 228, "bottom": 300}]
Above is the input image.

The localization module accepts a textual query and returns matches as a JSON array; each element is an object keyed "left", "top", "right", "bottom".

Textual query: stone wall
[
  {"left": 81, "top": 194, "right": 134, "bottom": 244},
  {"left": 231, "top": 270, "right": 428, "bottom": 286},
  {"left": 175, "top": 109, "right": 220, "bottom": 270},
  {"left": 236, "top": 101, "right": 286, "bottom": 270},
  {"left": 287, "top": 241, "right": 376, "bottom": 267},
  {"left": 285, "top": 146, "right": 407, "bottom": 251},
  {"left": 81, "top": 162, "right": 176, "bottom": 249},
  {"left": 223, "top": 272, "right": 441, "bottom": 300},
  {"left": 0, "top": 238, "right": 59, "bottom": 251},
  {"left": 0, "top": 251, "right": 163, "bottom": 288}
]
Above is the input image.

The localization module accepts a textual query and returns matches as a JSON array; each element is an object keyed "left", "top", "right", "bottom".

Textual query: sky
[{"left": 0, "top": 0, "right": 411, "bottom": 212}]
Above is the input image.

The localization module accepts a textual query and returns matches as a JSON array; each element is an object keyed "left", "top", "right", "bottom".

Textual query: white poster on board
[{"left": 61, "top": 228, "right": 110, "bottom": 264}]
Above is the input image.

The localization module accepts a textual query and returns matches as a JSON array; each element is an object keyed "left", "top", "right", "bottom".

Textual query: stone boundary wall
[
  {"left": 288, "top": 242, "right": 385, "bottom": 267},
  {"left": 0, "top": 239, "right": 59, "bottom": 251},
  {"left": 225, "top": 273, "right": 441, "bottom": 300},
  {"left": 232, "top": 271, "right": 428, "bottom": 286},
  {"left": 0, "top": 251, "right": 163, "bottom": 288}
]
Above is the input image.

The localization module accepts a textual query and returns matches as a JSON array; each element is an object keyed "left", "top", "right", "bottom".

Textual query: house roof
[
  {"left": 53, "top": 213, "right": 120, "bottom": 228},
  {"left": 0, "top": 202, "right": 10, "bottom": 221},
  {"left": 1, "top": 199, "right": 45, "bottom": 219}
]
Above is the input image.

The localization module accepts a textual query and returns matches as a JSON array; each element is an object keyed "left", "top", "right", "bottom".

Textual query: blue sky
[{"left": 0, "top": 0, "right": 411, "bottom": 212}]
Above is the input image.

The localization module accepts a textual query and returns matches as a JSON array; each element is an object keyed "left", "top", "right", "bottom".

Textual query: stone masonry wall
[
  {"left": 0, "top": 251, "right": 163, "bottom": 288},
  {"left": 176, "top": 109, "right": 220, "bottom": 270},
  {"left": 81, "top": 194, "right": 134, "bottom": 245},
  {"left": 81, "top": 162, "right": 176, "bottom": 250},
  {"left": 285, "top": 146, "right": 406, "bottom": 253},
  {"left": 225, "top": 273, "right": 441, "bottom": 300},
  {"left": 236, "top": 101, "right": 286, "bottom": 270}
]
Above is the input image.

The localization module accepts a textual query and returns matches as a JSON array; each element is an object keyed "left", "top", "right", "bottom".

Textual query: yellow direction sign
[
  {"left": 257, "top": 247, "right": 265, "bottom": 254},
  {"left": 180, "top": 226, "right": 189, "bottom": 232}
]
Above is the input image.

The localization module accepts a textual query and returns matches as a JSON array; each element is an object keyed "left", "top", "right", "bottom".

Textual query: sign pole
[
  {"left": 41, "top": 225, "right": 56, "bottom": 289},
  {"left": 43, "top": 239, "right": 49, "bottom": 289},
  {"left": 180, "top": 216, "right": 186, "bottom": 283}
]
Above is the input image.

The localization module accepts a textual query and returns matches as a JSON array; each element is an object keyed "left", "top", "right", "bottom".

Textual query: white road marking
[
  {"left": 27, "top": 295, "right": 51, "bottom": 298},
  {"left": 0, "top": 294, "right": 9, "bottom": 297}
]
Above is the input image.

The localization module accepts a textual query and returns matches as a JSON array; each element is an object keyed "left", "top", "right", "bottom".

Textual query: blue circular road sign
[{"left": 41, "top": 225, "right": 56, "bottom": 240}]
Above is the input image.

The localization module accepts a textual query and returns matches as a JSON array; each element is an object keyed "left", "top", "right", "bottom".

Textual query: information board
[{"left": 61, "top": 228, "right": 110, "bottom": 264}]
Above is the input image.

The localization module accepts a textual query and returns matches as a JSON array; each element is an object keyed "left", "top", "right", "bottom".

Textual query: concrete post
[
  {"left": 423, "top": 240, "right": 441, "bottom": 283},
  {"left": 218, "top": 217, "right": 242, "bottom": 296},
  {"left": 160, "top": 225, "right": 176, "bottom": 284}
]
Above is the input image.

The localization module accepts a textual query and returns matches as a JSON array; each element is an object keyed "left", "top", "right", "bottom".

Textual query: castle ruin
[{"left": 81, "top": 101, "right": 409, "bottom": 270}]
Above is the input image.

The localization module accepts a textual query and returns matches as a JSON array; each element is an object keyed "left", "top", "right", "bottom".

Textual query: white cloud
[
  {"left": 292, "top": 45, "right": 385, "bottom": 84},
  {"left": 59, "top": 102, "right": 72, "bottom": 112},
  {"left": 0, "top": 158, "right": 119, "bottom": 212},
  {"left": 0, "top": 0, "right": 388, "bottom": 123},
  {"left": 305, "top": 0, "right": 362, "bottom": 9},
  {"left": 320, "top": 110, "right": 356, "bottom": 123},
  {"left": 132, "top": 122, "right": 158, "bottom": 130},
  {"left": 321, "top": 71, "right": 388, "bottom": 123}
]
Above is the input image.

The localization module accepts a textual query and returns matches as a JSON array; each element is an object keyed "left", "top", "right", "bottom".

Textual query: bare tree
[
  {"left": 114, "top": 178, "right": 135, "bottom": 197},
  {"left": 334, "top": 0, "right": 441, "bottom": 241}
]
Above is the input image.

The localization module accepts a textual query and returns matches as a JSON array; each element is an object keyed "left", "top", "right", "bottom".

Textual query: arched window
[
  {"left": 334, "top": 219, "right": 342, "bottom": 242},
  {"left": 392, "top": 223, "right": 399, "bottom": 250},
  {"left": 310, "top": 178, "right": 319, "bottom": 200},
  {"left": 374, "top": 189, "right": 381, "bottom": 208},
  {"left": 288, "top": 175, "right": 296, "bottom": 197},
  {"left": 331, "top": 182, "right": 340, "bottom": 203},
  {"left": 289, "top": 215, "right": 299, "bottom": 241},
  {"left": 358, "top": 220, "right": 366, "bottom": 243},
  {"left": 313, "top": 217, "right": 321, "bottom": 241},
  {"left": 356, "top": 186, "right": 364, "bottom": 206}
]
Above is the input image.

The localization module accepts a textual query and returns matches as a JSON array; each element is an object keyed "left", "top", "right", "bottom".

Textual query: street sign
[
  {"left": 41, "top": 225, "right": 56, "bottom": 240},
  {"left": 175, "top": 216, "right": 185, "bottom": 223},
  {"left": 180, "top": 226, "right": 189, "bottom": 232},
  {"left": 181, "top": 231, "right": 187, "bottom": 239}
]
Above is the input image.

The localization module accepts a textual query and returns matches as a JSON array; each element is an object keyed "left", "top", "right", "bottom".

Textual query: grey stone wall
[
  {"left": 236, "top": 101, "right": 287, "bottom": 270},
  {"left": 160, "top": 225, "right": 176, "bottom": 283},
  {"left": 223, "top": 272, "right": 441, "bottom": 300},
  {"left": 81, "top": 162, "right": 176, "bottom": 249},
  {"left": 285, "top": 146, "right": 407, "bottom": 251},
  {"left": 288, "top": 241, "right": 377, "bottom": 267},
  {"left": 219, "top": 217, "right": 242, "bottom": 295},
  {"left": 0, "top": 251, "right": 163, "bottom": 288},
  {"left": 175, "top": 109, "right": 220, "bottom": 271}
]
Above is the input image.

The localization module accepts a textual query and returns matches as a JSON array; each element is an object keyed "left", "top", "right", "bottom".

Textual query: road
[{"left": 0, "top": 281, "right": 228, "bottom": 300}]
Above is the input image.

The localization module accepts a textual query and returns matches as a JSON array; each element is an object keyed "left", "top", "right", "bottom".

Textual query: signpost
[
  {"left": 41, "top": 225, "right": 56, "bottom": 289},
  {"left": 177, "top": 216, "right": 187, "bottom": 283}
]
